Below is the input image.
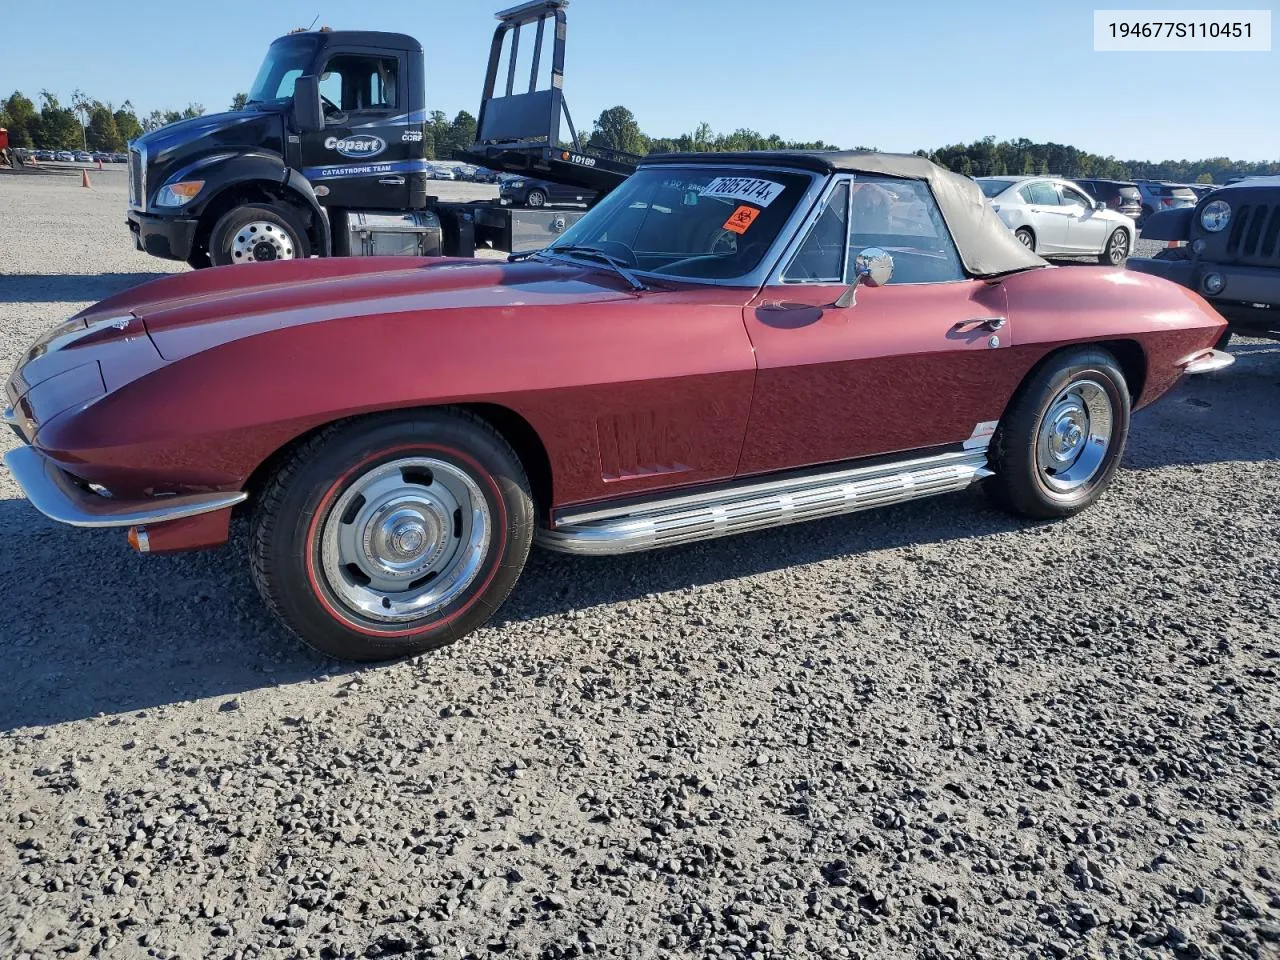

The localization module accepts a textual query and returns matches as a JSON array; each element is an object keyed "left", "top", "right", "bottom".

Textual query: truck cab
[{"left": 128, "top": 29, "right": 429, "bottom": 268}]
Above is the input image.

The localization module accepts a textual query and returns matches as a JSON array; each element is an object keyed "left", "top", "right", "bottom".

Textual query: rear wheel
[
  {"left": 1099, "top": 228, "right": 1129, "bottom": 265},
  {"left": 526, "top": 188, "right": 547, "bottom": 208},
  {"left": 985, "top": 348, "right": 1131, "bottom": 519},
  {"left": 250, "top": 410, "right": 534, "bottom": 661},
  {"left": 209, "top": 204, "right": 309, "bottom": 267},
  {"left": 1014, "top": 227, "right": 1035, "bottom": 251}
]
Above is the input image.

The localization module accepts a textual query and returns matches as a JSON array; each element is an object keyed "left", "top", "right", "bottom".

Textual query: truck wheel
[
  {"left": 984, "top": 348, "right": 1131, "bottom": 519},
  {"left": 249, "top": 409, "right": 534, "bottom": 662},
  {"left": 209, "top": 204, "right": 310, "bottom": 267},
  {"left": 526, "top": 189, "right": 547, "bottom": 208}
]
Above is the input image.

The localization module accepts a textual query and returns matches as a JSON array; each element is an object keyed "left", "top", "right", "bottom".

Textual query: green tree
[
  {"left": 85, "top": 102, "right": 122, "bottom": 151},
  {"left": 181, "top": 103, "right": 205, "bottom": 119},
  {"left": 114, "top": 101, "right": 142, "bottom": 144},
  {"left": 589, "top": 106, "right": 647, "bottom": 156},
  {"left": 448, "top": 110, "right": 476, "bottom": 155},
  {"left": 37, "top": 90, "right": 82, "bottom": 150},
  {"left": 1196, "top": 172, "right": 1214, "bottom": 184},
  {"left": 230, "top": 92, "right": 249, "bottom": 111},
  {"left": 2, "top": 91, "right": 38, "bottom": 147}
]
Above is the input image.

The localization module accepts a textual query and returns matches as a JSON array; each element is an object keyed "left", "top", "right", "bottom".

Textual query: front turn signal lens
[{"left": 155, "top": 180, "right": 205, "bottom": 207}]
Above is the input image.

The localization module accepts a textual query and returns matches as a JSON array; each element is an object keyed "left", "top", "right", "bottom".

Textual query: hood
[
  {"left": 78, "top": 257, "right": 638, "bottom": 361},
  {"left": 133, "top": 108, "right": 278, "bottom": 155}
]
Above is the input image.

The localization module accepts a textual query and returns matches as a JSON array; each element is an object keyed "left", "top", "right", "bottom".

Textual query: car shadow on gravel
[
  {"left": 0, "top": 273, "right": 177, "bottom": 304},
  {"left": 0, "top": 492, "right": 1029, "bottom": 732}
]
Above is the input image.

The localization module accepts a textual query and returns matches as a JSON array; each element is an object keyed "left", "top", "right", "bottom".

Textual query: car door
[
  {"left": 299, "top": 49, "right": 411, "bottom": 210},
  {"left": 1059, "top": 182, "right": 1109, "bottom": 253},
  {"left": 739, "top": 174, "right": 1030, "bottom": 475},
  {"left": 1019, "top": 180, "right": 1070, "bottom": 252}
]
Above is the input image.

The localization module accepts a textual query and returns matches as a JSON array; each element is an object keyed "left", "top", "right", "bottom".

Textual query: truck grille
[
  {"left": 1226, "top": 202, "right": 1280, "bottom": 264},
  {"left": 128, "top": 148, "right": 144, "bottom": 208}
]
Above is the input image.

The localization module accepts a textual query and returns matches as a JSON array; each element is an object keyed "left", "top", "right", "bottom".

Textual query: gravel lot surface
[{"left": 1, "top": 171, "right": 1277, "bottom": 960}]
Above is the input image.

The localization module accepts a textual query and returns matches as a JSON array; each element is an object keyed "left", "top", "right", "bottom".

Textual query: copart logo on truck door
[{"left": 324, "top": 135, "right": 386, "bottom": 159}]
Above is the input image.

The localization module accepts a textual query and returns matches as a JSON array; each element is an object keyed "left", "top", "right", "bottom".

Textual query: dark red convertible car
[{"left": 4, "top": 151, "right": 1232, "bottom": 661}]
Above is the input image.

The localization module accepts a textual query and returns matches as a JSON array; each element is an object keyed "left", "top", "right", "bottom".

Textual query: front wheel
[
  {"left": 1099, "top": 228, "right": 1130, "bottom": 265},
  {"left": 526, "top": 189, "right": 547, "bottom": 208},
  {"left": 985, "top": 349, "right": 1131, "bottom": 519},
  {"left": 249, "top": 410, "right": 534, "bottom": 661},
  {"left": 209, "top": 204, "right": 309, "bottom": 267}
]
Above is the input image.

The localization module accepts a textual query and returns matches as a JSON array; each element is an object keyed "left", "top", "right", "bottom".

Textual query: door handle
[
  {"left": 953, "top": 316, "right": 1006, "bottom": 332},
  {"left": 378, "top": 176, "right": 406, "bottom": 185}
]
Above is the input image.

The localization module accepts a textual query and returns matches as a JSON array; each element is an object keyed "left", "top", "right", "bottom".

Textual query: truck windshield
[
  {"left": 248, "top": 36, "right": 319, "bottom": 103},
  {"left": 545, "top": 166, "right": 813, "bottom": 281}
]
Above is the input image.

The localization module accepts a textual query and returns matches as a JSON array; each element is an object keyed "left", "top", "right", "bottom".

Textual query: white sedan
[{"left": 977, "top": 176, "right": 1136, "bottom": 265}]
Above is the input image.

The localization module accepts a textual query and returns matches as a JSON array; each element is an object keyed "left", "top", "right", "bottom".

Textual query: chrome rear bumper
[
  {"left": 2, "top": 444, "right": 246, "bottom": 528},
  {"left": 1178, "top": 348, "right": 1235, "bottom": 375}
]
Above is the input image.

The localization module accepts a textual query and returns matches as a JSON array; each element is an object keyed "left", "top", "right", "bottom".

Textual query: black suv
[
  {"left": 499, "top": 176, "right": 596, "bottom": 208},
  {"left": 1073, "top": 179, "right": 1143, "bottom": 220},
  {"left": 1127, "top": 177, "right": 1280, "bottom": 342}
]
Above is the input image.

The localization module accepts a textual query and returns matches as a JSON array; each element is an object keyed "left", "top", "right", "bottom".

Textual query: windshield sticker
[
  {"left": 702, "top": 177, "right": 785, "bottom": 207},
  {"left": 722, "top": 205, "right": 761, "bottom": 235}
]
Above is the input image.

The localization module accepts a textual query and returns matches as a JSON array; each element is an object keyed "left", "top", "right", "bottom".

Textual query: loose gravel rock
[{"left": 1, "top": 170, "right": 1278, "bottom": 960}]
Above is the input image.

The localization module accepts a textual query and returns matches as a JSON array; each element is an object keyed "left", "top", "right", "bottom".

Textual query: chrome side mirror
[
  {"left": 1094, "top": 200, "right": 1106, "bottom": 211},
  {"left": 834, "top": 247, "right": 894, "bottom": 307}
]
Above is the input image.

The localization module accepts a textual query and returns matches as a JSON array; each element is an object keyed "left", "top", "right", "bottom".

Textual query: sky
[{"left": 1, "top": 0, "right": 1276, "bottom": 162}]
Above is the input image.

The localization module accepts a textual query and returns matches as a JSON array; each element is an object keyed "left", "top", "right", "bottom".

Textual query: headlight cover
[
  {"left": 1200, "top": 200, "right": 1231, "bottom": 233},
  {"left": 155, "top": 180, "right": 206, "bottom": 207}
]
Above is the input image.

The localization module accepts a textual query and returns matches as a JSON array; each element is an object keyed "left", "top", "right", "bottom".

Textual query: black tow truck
[{"left": 126, "top": 0, "right": 637, "bottom": 268}]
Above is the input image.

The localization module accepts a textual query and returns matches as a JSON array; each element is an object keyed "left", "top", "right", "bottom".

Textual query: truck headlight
[
  {"left": 1200, "top": 200, "right": 1231, "bottom": 233},
  {"left": 155, "top": 180, "right": 206, "bottom": 207}
]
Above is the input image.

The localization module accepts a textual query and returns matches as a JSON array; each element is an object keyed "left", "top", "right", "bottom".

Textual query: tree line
[
  {"left": 0, "top": 90, "right": 207, "bottom": 152},
  {"left": 6, "top": 90, "right": 1275, "bottom": 183},
  {"left": 587, "top": 107, "right": 1279, "bottom": 184}
]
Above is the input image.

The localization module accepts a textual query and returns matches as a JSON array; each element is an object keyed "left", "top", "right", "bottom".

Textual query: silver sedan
[{"left": 977, "top": 176, "right": 1136, "bottom": 265}]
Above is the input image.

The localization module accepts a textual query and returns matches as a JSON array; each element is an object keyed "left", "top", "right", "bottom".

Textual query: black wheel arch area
[
  {"left": 189, "top": 155, "right": 331, "bottom": 259},
  {"left": 1010, "top": 339, "right": 1147, "bottom": 413},
  {"left": 239, "top": 403, "right": 554, "bottom": 523}
]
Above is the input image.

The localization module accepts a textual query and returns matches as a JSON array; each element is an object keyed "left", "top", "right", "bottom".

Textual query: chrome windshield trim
[
  {"left": 543, "top": 164, "right": 829, "bottom": 289},
  {"left": 2, "top": 445, "right": 247, "bottom": 528}
]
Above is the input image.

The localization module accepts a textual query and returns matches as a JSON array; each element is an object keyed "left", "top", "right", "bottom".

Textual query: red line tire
[{"left": 249, "top": 409, "right": 533, "bottom": 661}]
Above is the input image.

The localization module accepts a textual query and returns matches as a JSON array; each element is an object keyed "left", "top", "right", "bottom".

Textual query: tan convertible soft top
[{"left": 640, "top": 150, "right": 1048, "bottom": 279}]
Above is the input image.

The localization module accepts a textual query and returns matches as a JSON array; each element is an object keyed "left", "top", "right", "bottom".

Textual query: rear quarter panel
[{"left": 1000, "top": 265, "right": 1227, "bottom": 409}]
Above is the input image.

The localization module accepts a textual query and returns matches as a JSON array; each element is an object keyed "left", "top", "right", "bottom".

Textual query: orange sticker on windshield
[{"left": 723, "top": 205, "right": 760, "bottom": 235}]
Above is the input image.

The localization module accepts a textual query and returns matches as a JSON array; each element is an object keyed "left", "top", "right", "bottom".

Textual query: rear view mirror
[{"left": 293, "top": 75, "right": 324, "bottom": 133}]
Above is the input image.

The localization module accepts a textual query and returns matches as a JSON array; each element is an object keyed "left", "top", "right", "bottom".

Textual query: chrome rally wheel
[
  {"left": 1035, "top": 380, "right": 1114, "bottom": 493},
  {"left": 318, "top": 458, "right": 491, "bottom": 624},
  {"left": 985, "top": 349, "right": 1130, "bottom": 519},
  {"left": 250, "top": 411, "right": 534, "bottom": 662}
]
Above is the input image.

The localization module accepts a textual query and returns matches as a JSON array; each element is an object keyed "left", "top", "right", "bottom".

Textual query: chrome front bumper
[
  {"left": 1178, "top": 348, "right": 1235, "bottom": 375},
  {"left": 1, "top": 443, "right": 246, "bottom": 528}
]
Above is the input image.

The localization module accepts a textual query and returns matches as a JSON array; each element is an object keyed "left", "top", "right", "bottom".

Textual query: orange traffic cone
[
  {"left": 81, "top": 168, "right": 91, "bottom": 189},
  {"left": 96, "top": 157, "right": 103, "bottom": 170}
]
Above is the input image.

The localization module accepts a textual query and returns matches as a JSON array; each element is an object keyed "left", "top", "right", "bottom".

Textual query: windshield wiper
[{"left": 544, "top": 245, "right": 647, "bottom": 291}]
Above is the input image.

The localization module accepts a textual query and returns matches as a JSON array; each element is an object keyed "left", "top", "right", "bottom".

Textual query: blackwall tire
[
  {"left": 249, "top": 410, "right": 534, "bottom": 662},
  {"left": 1099, "top": 228, "right": 1129, "bottom": 265},
  {"left": 526, "top": 189, "right": 547, "bottom": 208},
  {"left": 1014, "top": 227, "right": 1035, "bottom": 251},
  {"left": 209, "top": 204, "right": 310, "bottom": 267},
  {"left": 985, "top": 348, "right": 1131, "bottom": 520}
]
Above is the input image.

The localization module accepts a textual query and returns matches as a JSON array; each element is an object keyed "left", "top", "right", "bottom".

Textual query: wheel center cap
[
  {"left": 1050, "top": 415, "right": 1086, "bottom": 459},
  {"left": 363, "top": 503, "right": 448, "bottom": 577},
  {"left": 253, "top": 241, "right": 278, "bottom": 261},
  {"left": 390, "top": 520, "right": 427, "bottom": 557}
]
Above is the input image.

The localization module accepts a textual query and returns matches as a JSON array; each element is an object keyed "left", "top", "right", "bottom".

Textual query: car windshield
[
  {"left": 978, "top": 179, "right": 1015, "bottom": 198},
  {"left": 544, "top": 166, "right": 813, "bottom": 280},
  {"left": 248, "top": 36, "right": 318, "bottom": 103}
]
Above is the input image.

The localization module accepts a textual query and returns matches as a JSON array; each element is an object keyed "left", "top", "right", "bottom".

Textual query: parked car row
[{"left": 22, "top": 149, "right": 127, "bottom": 164}]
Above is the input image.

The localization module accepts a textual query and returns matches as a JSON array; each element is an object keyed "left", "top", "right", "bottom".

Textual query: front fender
[
  {"left": 183, "top": 152, "right": 332, "bottom": 257},
  {"left": 1139, "top": 207, "right": 1193, "bottom": 242}
]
